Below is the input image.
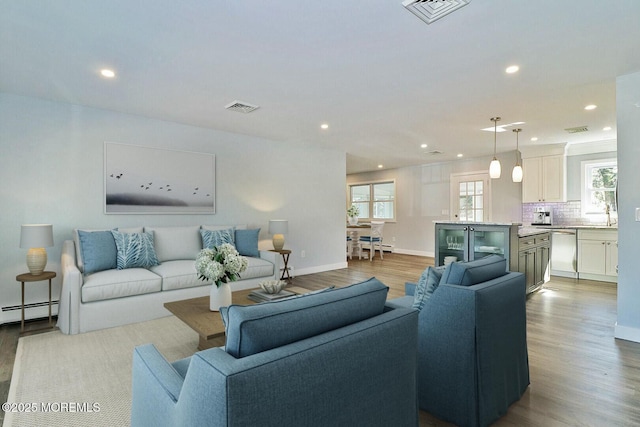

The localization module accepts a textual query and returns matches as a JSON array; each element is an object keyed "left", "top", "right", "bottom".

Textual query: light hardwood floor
[{"left": 1, "top": 252, "right": 639, "bottom": 426}]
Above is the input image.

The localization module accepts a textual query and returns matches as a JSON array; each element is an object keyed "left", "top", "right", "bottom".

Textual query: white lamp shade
[
  {"left": 512, "top": 165, "right": 523, "bottom": 183},
  {"left": 20, "top": 224, "right": 54, "bottom": 248},
  {"left": 269, "top": 220, "right": 288, "bottom": 250},
  {"left": 268, "top": 220, "right": 288, "bottom": 235},
  {"left": 489, "top": 159, "right": 501, "bottom": 179}
]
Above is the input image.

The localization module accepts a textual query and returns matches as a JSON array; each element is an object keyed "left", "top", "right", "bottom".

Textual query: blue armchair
[{"left": 387, "top": 256, "right": 530, "bottom": 427}]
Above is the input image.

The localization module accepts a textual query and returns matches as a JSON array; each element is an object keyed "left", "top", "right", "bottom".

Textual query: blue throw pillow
[
  {"left": 235, "top": 228, "right": 260, "bottom": 257},
  {"left": 411, "top": 266, "right": 442, "bottom": 310},
  {"left": 439, "top": 254, "right": 507, "bottom": 287},
  {"left": 78, "top": 230, "right": 117, "bottom": 275},
  {"left": 110, "top": 230, "right": 159, "bottom": 269},
  {"left": 200, "top": 228, "right": 235, "bottom": 249}
]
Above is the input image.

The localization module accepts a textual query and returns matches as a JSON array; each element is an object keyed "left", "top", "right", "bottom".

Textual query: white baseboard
[
  {"left": 295, "top": 262, "right": 348, "bottom": 277},
  {"left": 393, "top": 248, "right": 434, "bottom": 257},
  {"left": 615, "top": 323, "right": 640, "bottom": 343},
  {"left": 578, "top": 272, "right": 617, "bottom": 283}
]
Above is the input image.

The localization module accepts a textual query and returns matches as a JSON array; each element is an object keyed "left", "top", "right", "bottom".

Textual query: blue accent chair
[{"left": 387, "top": 256, "right": 530, "bottom": 427}]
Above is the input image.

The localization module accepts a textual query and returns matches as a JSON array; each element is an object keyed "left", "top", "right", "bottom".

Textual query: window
[
  {"left": 581, "top": 159, "right": 617, "bottom": 216},
  {"left": 348, "top": 180, "right": 396, "bottom": 221}
]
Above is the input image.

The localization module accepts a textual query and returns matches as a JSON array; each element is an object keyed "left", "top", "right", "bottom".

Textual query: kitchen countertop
[
  {"left": 518, "top": 227, "right": 552, "bottom": 237},
  {"left": 434, "top": 221, "right": 522, "bottom": 226},
  {"left": 518, "top": 224, "right": 618, "bottom": 237},
  {"left": 524, "top": 225, "right": 618, "bottom": 230}
]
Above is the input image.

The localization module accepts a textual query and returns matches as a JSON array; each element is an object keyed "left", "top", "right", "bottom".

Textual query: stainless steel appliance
[
  {"left": 550, "top": 229, "right": 577, "bottom": 278},
  {"left": 532, "top": 207, "right": 553, "bottom": 225}
]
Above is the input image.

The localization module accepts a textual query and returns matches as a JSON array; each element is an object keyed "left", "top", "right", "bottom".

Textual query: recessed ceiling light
[
  {"left": 377, "top": 164, "right": 383, "bottom": 169},
  {"left": 457, "top": 153, "right": 463, "bottom": 158},
  {"left": 420, "top": 143, "right": 428, "bottom": 148},
  {"left": 531, "top": 137, "right": 538, "bottom": 142},
  {"left": 320, "top": 123, "right": 329, "bottom": 129},
  {"left": 505, "top": 65, "right": 520, "bottom": 74},
  {"left": 603, "top": 126, "right": 612, "bottom": 131},
  {"left": 584, "top": 104, "right": 597, "bottom": 110},
  {"left": 100, "top": 69, "right": 116, "bottom": 78}
]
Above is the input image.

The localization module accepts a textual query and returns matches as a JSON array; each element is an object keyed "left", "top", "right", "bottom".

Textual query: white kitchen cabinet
[
  {"left": 522, "top": 155, "right": 566, "bottom": 203},
  {"left": 577, "top": 229, "right": 618, "bottom": 282}
]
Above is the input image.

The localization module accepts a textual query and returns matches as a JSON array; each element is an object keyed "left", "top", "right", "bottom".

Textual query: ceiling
[{"left": 2, "top": 0, "right": 639, "bottom": 174}]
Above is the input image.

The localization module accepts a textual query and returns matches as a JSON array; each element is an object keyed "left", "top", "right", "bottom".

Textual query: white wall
[
  {"left": 347, "top": 152, "right": 522, "bottom": 257},
  {"left": 615, "top": 71, "right": 640, "bottom": 342},
  {"left": 0, "top": 93, "right": 347, "bottom": 324}
]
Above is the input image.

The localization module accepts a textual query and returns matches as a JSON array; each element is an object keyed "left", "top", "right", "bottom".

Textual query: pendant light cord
[{"left": 491, "top": 117, "right": 500, "bottom": 159}]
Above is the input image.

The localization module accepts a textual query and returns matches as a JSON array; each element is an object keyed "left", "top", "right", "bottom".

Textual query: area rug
[{"left": 3, "top": 316, "right": 198, "bottom": 427}]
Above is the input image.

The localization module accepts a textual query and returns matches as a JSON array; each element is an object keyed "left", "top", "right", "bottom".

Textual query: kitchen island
[{"left": 435, "top": 222, "right": 551, "bottom": 294}]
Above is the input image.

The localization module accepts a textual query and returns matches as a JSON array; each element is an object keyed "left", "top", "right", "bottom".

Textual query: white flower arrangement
[
  {"left": 195, "top": 243, "right": 248, "bottom": 287},
  {"left": 347, "top": 205, "right": 360, "bottom": 217}
]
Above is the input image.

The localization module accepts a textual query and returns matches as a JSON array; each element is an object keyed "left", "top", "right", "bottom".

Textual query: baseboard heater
[
  {"left": 361, "top": 243, "right": 395, "bottom": 253},
  {"left": 2, "top": 300, "right": 59, "bottom": 312}
]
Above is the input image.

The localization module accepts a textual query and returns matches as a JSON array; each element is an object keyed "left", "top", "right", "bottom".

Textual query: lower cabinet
[
  {"left": 518, "top": 233, "right": 550, "bottom": 294},
  {"left": 577, "top": 229, "right": 618, "bottom": 282}
]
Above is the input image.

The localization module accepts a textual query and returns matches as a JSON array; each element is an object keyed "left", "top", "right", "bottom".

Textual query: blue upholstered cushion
[
  {"left": 77, "top": 230, "right": 117, "bottom": 274},
  {"left": 200, "top": 228, "right": 235, "bottom": 249},
  {"left": 359, "top": 236, "right": 381, "bottom": 242},
  {"left": 235, "top": 228, "right": 260, "bottom": 257},
  {"left": 222, "top": 277, "right": 389, "bottom": 358},
  {"left": 439, "top": 254, "right": 507, "bottom": 287},
  {"left": 412, "top": 266, "right": 442, "bottom": 310},
  {"left": 110, "top": 230, "right": 159, "bottom": 269}
]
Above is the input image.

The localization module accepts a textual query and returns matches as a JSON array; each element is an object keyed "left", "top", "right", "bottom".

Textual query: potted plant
[
  {"left": 195, "top": 243, "right": 248, "bottom": 311},
  {"left": 347, "top": 205, "right": 360, "bottom": 225}
]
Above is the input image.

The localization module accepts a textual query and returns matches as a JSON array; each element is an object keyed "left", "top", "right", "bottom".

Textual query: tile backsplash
[{"left": 522, "top": 201, "right": 606, "bottom": 226}]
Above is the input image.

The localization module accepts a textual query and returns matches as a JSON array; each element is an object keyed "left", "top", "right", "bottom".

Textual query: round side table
[{"left": 16, "top": 271, "right": 56, "bottom": 333}]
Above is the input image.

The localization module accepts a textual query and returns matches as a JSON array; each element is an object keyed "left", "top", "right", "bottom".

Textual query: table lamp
[
  {"left": 20, "top": 224, "right": 54, "bottom": 275},
  {"left": 268, "top": 220, "right": 288, "bottom": 250}
]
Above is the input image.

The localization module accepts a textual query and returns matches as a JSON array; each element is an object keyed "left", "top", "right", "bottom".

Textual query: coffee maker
[{"left": 532, "top": 207, "right": 552, "bottom": 225}]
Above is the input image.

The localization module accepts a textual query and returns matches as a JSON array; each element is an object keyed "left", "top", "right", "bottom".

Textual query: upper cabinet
[{"left": 520, "top": 144, "right": 567, "bottom": 203}]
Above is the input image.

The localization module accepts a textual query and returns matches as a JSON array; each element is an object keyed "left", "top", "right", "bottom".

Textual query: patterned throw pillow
[
  {"left": 411, "top": 266, "right": 443, "bottom": 310},
  {"left": 110, "top": 230, "right": 159, "bottom": 269},
  {"left": 200, "top": 228, "right": 235, "bottom": 249}
]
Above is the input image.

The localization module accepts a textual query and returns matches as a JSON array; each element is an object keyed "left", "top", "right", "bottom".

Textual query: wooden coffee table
[
  {"left": 164, "top": 289, "right": 255, "bottom": 350},
  {"left": 166, "top": 286, "right": 315, "bottom": 350}
]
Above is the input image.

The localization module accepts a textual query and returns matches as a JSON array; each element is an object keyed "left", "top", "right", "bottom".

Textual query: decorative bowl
[{"left": 259, "top": 280, "right": 286, "bottom": 294}]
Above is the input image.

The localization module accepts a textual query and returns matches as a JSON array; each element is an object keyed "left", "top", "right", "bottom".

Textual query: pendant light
[
  {"left": 489, "top": 117, "right": 501, "bottom": 179},
  {"left": 512, "top": 128, "right": 523, "bottom": 183}
]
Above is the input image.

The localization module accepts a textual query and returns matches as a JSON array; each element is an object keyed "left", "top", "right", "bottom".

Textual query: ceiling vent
[
  {"left": 402, "top": 0, "right": 472, "bottom": 24},
  {"left": 225, "top": 101, "right": 259, "bottom": 114},
  {"left": 565, "top": 126, "right": 589, "bottom": 134},
  {"left": 426, "top": 150, "right": 443, "bottom": 155}
]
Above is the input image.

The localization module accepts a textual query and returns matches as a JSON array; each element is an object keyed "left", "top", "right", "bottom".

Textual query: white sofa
[{"left": 58, "top": 225, "right": 280, "bottom": 335}]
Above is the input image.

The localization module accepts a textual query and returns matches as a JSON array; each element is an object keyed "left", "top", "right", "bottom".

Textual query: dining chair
[
  {"left": 347, "top": 236, "right": 363, "bottom": 260},
  {"left": 360, "top": 221, "right": 384, "bottom": 261}
]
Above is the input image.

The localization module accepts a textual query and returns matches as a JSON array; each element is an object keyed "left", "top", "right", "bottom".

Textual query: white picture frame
[{"left": 104, "top": 142, "right": 215, "bottom": 214}]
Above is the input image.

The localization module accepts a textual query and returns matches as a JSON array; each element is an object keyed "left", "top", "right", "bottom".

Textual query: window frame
[
  {"left": 580, "top": 158, "right": 617, "bottom": 217},
  {"left": 347, "top": 179, "right": 396, "bottom": 222}
]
